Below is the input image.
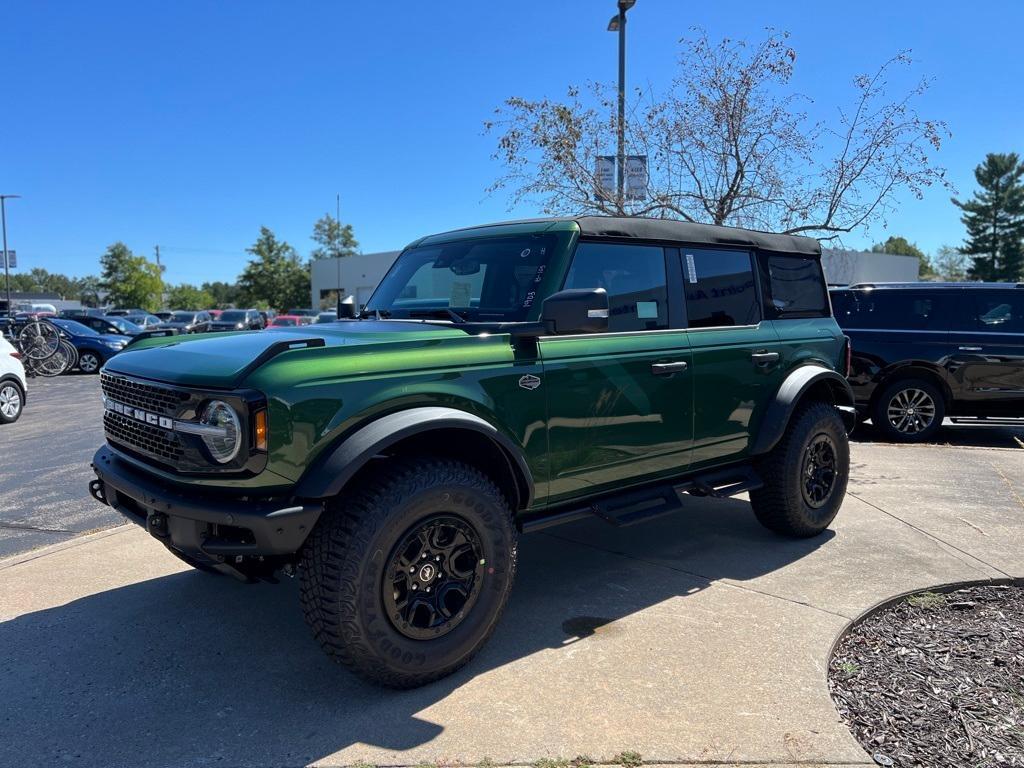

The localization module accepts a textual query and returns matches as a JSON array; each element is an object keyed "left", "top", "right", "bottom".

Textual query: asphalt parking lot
[{"left": 1, "top": 375, "right": 1022, "bottom": 766}]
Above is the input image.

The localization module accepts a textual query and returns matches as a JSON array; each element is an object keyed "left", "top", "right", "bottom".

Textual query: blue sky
[{"left": 2, "top": 1, "right": 1022, "bottom": 284}]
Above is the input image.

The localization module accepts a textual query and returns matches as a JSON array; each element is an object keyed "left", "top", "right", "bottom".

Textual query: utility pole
[
  {"left": 1, "top": 194, "right": 21, "bottom": 317},
  {"left": 607, "top": 1, "right": 635, "bottom": 211}
]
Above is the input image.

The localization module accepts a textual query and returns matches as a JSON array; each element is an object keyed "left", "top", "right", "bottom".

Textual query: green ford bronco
[{"left": 89, "top": 216, "right": 854, "bottom": 687}]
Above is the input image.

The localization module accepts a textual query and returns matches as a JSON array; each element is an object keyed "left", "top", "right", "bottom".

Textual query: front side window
[
  {"left": 367, "top": 234, "right": 558, "bottom": 322},
  {"left": 562, "top": 242, "right": 668, "bottom": 332},
  {"left": 684, "top": 248, "right": 760, "bottom": 328},
  {"left": 765, "top": 255, "right": 828, "bottom": 316}
]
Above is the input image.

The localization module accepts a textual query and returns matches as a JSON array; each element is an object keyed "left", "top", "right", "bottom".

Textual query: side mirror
[
  {"left": 541, "top": 288, "right": 609, "bottom": 335},
  {"left": 336, "top": 295, "right": 357, "bottom": 319}
]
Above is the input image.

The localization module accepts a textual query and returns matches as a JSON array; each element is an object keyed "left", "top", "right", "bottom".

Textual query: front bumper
[{"left": 90, "top": 444, "right": 322, "bottom": 566}]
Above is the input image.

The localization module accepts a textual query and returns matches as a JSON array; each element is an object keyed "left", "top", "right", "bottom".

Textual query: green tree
[
  {"left": 166, "top": 283, "right": 215, "bottom": 310},
  {"left": 310, "top": 213, "right": 359, "bottom": 260},
  {"left": 931, "top": 245, "right": 970, "bottom": 281},
  {"left": 952, "top": 153, "right": 1024, "bottom": 281},
  {"left": 77, "top": 276, "right": 102, "bottom": 307},
  {"left": 237, "top": 227, "right": 310, "bottom": 311},
  {"left": 201, "top": 280, "right": 240, "bottom": 308},
  {"left": 871, "top": 236, "right": 933, "bottom": 278},
  {"left": 99, "top": 242, "right": 164, "bottom": 311}
]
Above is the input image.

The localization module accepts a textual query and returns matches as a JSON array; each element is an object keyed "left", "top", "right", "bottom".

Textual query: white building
[
  {"left": 310, "top": 245, "right": 920, "bottom": 309},
  {"left": 309, "top": 251, "right": 400, "bottom": 310}
]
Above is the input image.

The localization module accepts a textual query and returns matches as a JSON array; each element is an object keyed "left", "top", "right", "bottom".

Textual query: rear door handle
[
  {"left": 958, "top": 346, "right": 983, "bottom": 352},
  {"left": 751, "top": 351, "right": 780, "bottom": 366},
  {"left": 651, "top": 361, "right": 688, "bottom": 375}
]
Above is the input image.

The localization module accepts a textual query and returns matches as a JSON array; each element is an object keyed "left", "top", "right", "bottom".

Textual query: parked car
[
  {"left": 0, "top": 335, "right": 27, "bottom": 424},
  {"left": 122, "top": 312, "right": 163, "bottom": 329},
  {"left": 106, "top": 308, "right": 145, "bottom": 317},
  {"left": 89, "top": 215, "right": 854, "bottom": 688},
  {"left": 286, "top": 308, "right": 318, "bottom": 317},
  {"left": 257, "top": 309, "right": 275, "bottom": 327},
  {"left": 77, "top": 315, "right": 143, "bottom": 336},
  {"left": 315, "top": 311, "right": 338, "bottom": 324},
  {"left": 59, "top": 308, "right": 107, "bottom": 319},
  {"left": 209, "top": 309, "right": 263, "bottom": 331},
  {"left": 830, "top": 282, "right": 1024, "bottom": 441},
  {"left": 51, "top": 318, "right": 129, "bottom": 374},
  {"left": 208, "top": 309, "right": 223, "bottom": 320},
  {"left": 267, "top": 314, "right": 312, "bottom": 327},
  {"left": 154, "top": 310, "right": 174, "bottom": 322},
  {"left": 155, "top": 310, "right": 213, "bottom": 334}
]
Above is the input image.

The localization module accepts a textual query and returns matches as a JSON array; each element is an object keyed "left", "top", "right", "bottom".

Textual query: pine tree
[{"left": 952, "top": 153, "right": 1024, "bottom": 282}]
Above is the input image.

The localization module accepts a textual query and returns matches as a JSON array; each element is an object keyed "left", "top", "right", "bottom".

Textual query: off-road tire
[
  {"left": 300, "top": 457, "right": 518, "bottom": 688},
  {"left": 751, "top": 400, "right": 849, "bottom": 537},
  {"left": 871, "top": 378, "right": 944, "bottom": 443}
]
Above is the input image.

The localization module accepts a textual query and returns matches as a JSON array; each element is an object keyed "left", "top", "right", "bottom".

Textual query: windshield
[
  {"left": 365, "top": 234, "right": 558, "bottom": 322},
  {"left": 109, "top": 318, "right": 140, "bottom": 332},
  {"left": 219, "top": 311, "right": 245, "bottom": 322},
  {"left": 170, "top": 312, "right": 196, "bottom": 323},
  {"left": 53, "top": 318, "right": 98, "bottom": 336}
]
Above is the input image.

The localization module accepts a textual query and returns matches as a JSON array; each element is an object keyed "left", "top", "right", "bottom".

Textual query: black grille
[
  {"left": 104, "top": 411, "right": 184, "bottom": 462},
  {"left": 101, "top": 372, "right": 189, "bottom": 416}
]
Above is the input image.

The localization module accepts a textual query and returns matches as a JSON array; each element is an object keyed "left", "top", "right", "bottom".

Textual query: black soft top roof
[
  {"left": 574, "top": 216, "right": 820, "bottom": 256},
  {"left": 417, "top": 216, "right": 820, "bottom": 257}
]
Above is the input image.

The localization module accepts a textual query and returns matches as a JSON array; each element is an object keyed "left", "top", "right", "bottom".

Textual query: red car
[{"left": 267, "top": 314, "right": 312, "bottom": 328}]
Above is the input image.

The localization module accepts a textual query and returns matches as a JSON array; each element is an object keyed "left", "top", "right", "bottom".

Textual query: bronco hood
[{"left": 103, "top": 321, "right": 471, "bottom": 388}]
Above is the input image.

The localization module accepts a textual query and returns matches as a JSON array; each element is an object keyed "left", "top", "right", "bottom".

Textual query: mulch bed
[{"left": 829, "top": 584, "right": 1024, "bottom": 767}]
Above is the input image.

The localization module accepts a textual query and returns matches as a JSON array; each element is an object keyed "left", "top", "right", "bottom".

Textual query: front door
[
  {"left": 948, "top": 291, "right": 1024, "bottom": 414},
  {"left": 539, "top": 241, "right": 694, "bottom": 505},
  {"left": 680, "top": 247, "right": 784, "bottom": 467}
]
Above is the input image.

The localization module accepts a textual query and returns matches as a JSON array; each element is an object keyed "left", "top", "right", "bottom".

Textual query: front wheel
[
  {"left": 0, "top": 381, "right": 24, "bottom": 423},
  {"left": 751, "top": 401, "right": 849, "bottom": 537},
  {"left": 300, "top": 457, "right": 518, "bottom": 688},
  {"left": 77, "top": 351, "right": 103, "bottom": 374}
]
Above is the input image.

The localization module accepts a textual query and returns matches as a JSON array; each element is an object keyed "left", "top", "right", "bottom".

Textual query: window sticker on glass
[
  {"left": 636, "top": 301, "right": 659, "bottom": 319},
  {"left": 450, "top": 281, "right": 472, "bottom": 307},
  {"left": 685, "top": 253, "right": 697, "bottom": 283}
]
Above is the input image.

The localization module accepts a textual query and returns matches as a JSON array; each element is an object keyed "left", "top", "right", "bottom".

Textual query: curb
[{"left": 0, "top": 523, "right": 131, "bottom": 571}]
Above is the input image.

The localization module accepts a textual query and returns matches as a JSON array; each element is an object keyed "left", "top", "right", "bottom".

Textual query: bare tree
[{"left": 485, "top": 29, "right": 951, "bottom": 242}]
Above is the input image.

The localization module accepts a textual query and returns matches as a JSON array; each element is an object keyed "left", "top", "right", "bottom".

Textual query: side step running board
[
  {"left": 949, "top": 416, "right": 1024, "bottom": 426},
  {"left": 520, "top": 466, "right": 763, "bottom": 533}
]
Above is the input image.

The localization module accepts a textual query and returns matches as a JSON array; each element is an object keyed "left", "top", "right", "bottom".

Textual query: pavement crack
[
  {"left": 846, "top": 491, "right": 1012, "bottom": 580},
  {"left": 541, "top": 531, "right": 854, "bottom": 621},
  {"left": 0, "top": 522, "right": 73, "bottom": 534}
]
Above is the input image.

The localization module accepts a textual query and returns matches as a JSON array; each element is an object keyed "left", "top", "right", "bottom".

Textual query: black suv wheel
[
  {"left": 751, "top": 401, "right": 849, "bottom": 537},
  {"left": 871, "top": 378, "right": 944, "bottom": 442},
  {"left": 300, "top": 457, "right": 517, "bottom": 688}
]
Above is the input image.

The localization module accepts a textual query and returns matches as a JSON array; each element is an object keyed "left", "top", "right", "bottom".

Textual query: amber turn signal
[{"left": 254, "top": 409, "right": 268, "bottom": 451}]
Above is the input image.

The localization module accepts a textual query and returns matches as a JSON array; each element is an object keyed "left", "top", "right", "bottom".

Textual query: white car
[{"left": 0, "top": 335, "right": 27, "bottom": 424}]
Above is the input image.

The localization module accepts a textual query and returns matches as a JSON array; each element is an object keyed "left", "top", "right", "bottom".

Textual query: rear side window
[
  {"left": 839, "top": 290, "right": 946, "bottom": 331},
  {"left": 953, "top": 293, "right": 1024, "bottom": 333},
  {"left": 683, "top": 248, "right": 760, "bottom": 328},
  {"left": 563, "top": 242, "right": 668, "bottom": 332},
  {"left": 765, "top": 255, "right": 828, "bottom": 316}
]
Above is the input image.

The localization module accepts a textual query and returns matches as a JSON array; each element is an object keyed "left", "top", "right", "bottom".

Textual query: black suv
[{"left": 830, "top": 283, "right": 1024, "bottom": 441}]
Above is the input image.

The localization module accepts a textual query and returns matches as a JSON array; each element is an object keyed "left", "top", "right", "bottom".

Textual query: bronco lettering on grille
[{"left": 103, "top": 398, "right": 174, "bottom": 429}]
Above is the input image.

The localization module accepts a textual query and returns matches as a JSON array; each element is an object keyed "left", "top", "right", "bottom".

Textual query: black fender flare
[
  {"left": 294, "top": 406, "right": 534, "bottom": 508},
  {"left": 749, "top": 365, "right": 855, "bottom": 456}
]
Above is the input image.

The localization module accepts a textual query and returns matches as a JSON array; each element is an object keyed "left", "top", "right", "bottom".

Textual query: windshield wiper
[{"left": 409, "top": 308, "right": 467, "bottom": 324}]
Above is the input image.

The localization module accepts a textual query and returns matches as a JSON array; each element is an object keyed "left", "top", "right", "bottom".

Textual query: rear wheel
[
  {"left": 300, "top": 457, "right": 517, "bottom": 688},
  {"left": 751, "top": 401, "right": 849, "bottom": 537},
  {"left": 0, "top": 381, "right": 24, "bottom": 423},
  {"left": 77, "top": 351, "right": 103, "bottom": 374},
  {"left": 871, "top": 378, "right": 944, "bottom": 442}
]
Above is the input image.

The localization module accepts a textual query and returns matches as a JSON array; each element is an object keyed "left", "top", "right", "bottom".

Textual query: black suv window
[
  {"left": 841, "top": 290, "right": 946, "bottom": 331},
  {"left": 683, "top": 248, "right": 760, "bottom": 328},
  {"left": 954, "top": 293, "right": 1024, "bottom": 333},
  {"left": 563, "top": 242, "right": 668, "bottom": 332},
  {"left": 765, "top": 255, "right": 828, "bottom": 316}
]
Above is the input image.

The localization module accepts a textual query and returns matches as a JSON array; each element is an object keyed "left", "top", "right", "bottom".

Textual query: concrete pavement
[{"left": 1, "top": 423, "right": 1022, "bottom": 767}]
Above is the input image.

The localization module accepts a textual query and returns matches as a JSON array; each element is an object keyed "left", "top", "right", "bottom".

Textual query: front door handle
[
  {"left": 958, "top": 346, "right": 983, "bottom": 352},
  {"left": 751, "top": 351, "right": 780, "bottom": 366},
  {"left": 651, "top": 361, "right": 688, "bottom": 375}
]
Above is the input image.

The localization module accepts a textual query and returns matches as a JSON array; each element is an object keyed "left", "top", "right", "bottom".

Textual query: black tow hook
[
  {"left": 147, "top": 512, "right": 171, "bottom": 541},
  {"left": 88, "top": 478, "right": 107, "bottom": 506}
]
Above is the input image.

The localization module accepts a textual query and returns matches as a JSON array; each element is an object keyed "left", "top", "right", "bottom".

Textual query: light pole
[
  {"left": 0, "top": 194, "right": 21, "bottom": 317},
  {"left": 607, "top": 0, "right": 635, "bottom": 209}
]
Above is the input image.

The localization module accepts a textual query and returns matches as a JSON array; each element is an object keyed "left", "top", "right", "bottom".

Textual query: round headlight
[{"left": 201, "top": 400, "right": 241, "bottom": 463}]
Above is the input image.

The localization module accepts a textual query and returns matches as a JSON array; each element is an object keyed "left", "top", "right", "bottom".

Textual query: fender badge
[{"left": 518, "top": 374, "right": 541, "bottom": 391}]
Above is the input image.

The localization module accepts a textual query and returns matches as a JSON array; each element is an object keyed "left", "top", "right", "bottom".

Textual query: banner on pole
[
  {"left": 2, "top": 250, "right": 15, "bottom": 269},
  {"left": 594, "top": 156, "right": 615, "bottom": 202},
  {"left": 625, "top": 155, "right": 648, "bottom": 201}
]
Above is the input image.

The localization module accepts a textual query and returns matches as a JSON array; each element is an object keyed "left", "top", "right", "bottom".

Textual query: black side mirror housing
[
  {"left": 541, "top": 288, "right": 609, "bottom": 335},
  {"left": 337, "top": 295, "right": 357, "bottom": 319}
]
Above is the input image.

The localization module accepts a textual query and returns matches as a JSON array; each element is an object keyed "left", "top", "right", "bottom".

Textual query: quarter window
[
  {"left": 683, "top": 249, "right": 760, "bottom": 328},
  {"left": 765, "top": 255, "right": 828, "bottom": 316},
  {"left": 563, "top": 242, "right": 669, "bottom": 332},
  {"left": 956, "top": 294, "right": 1024, "bottom": 333}
]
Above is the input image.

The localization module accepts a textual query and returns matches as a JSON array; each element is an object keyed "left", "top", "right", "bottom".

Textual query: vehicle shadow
[
  {"left": 0, "top": 496, "right": 831, "bottom": 767},
  {"left": 851, "top": 418, "right": 1024, "bottom": 449}
]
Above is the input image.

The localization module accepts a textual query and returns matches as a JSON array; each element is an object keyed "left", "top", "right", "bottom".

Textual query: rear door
[
  {"left": 947, "top": 290, "right": 1024, "bottom": 413},
  {"left": 681, "top": 247, "right": 784, "bottom": 468},
  {"left": 539, "top": 240, "right": 694, "bottom": 504}
]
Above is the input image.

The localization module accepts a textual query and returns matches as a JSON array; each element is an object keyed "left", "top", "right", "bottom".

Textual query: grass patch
[
  {"left": 534, "top": 759, "right": 569, "bottom": 768},
  {"left": 906, "top": 591, "right": 947, "bottom": 609},
  {"left": 836, "top": 660, "right": 861, "bottom": 678},
  {"left": 612, "top": 752, "right": 642, "bottom": 768}
]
